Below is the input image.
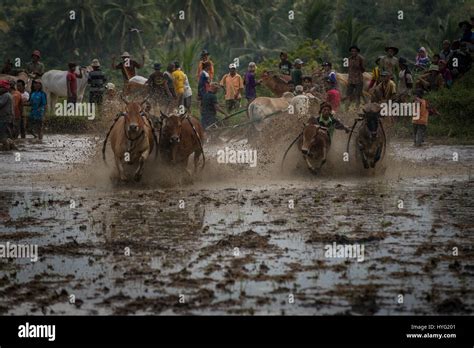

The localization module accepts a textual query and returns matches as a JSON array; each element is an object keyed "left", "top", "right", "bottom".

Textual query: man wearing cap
[
  {"left": 381, "top": 46, "right": 399, "bottom": 78},
  {"left": 373, "top": 71, "right": 397, "bottom": 103},
  {"left": 26, "top": 50, "right": 45, "bottom": 79},
  {"left": 220, "top": 64, "right": 244, "bottom": 113},
  {"left": 416, "top": 65, "right": 444, "bottom": 92},
  {"left": 112, "top": 52, "right": 144, "bottom": 87},
  {"left": 88, "top": 59, "right": 107, "bottom": 105},
  {"left": 200, "top": 82, "right": 228, "bottom": 129},
  {"left": 146, "top": 63, "right": 172, "bottom": 113},
  {"left": 291, "top": 59, "right": 303, "bottom": 86},
  {"left": 0, "top": 79, "right": 14, "bottom": 149},
  {"left": 347, "top": 45, "right": 365, "bottom": 108},
  {"left": 197, "top": 50, "right": 214, "bottom": 81},
  {"left": 279, "top": 52, "right": 293, "bottom": 76}
]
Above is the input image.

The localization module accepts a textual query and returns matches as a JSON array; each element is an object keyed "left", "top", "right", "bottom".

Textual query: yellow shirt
[
  {"left": 172, "top": 70, "right": 186, "bottom": 95},
  {"left": 220, "top": 73, "right": 244, "bottom": 100}
]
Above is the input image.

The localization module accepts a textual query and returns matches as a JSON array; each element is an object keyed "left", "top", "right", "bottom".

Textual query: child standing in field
[
  {"left": 412, "top": 89, "right": 439, "bottom": 147},
  {"left": 28, "top": 80, "right": 47, "bottom": 141}
]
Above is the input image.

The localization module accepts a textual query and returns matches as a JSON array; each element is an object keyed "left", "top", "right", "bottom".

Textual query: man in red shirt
[
  {"left": 66, "top": 62, "right": 83, "bottom": 104},
  {"left": 9, "top": 80, "right": 23, "bottom": 138},
  {"left": 325, "top": 80, "right": 341, "bottom": 112}
]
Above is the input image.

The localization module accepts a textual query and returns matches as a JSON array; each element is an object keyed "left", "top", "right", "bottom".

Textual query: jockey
[{"left": 309, "top": 102, "right": 350, "bottom": 142}]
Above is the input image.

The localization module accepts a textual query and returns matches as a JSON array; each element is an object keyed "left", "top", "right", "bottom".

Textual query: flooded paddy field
[{"left": 0, "top": 134, "right": 473, "bottom": 315}]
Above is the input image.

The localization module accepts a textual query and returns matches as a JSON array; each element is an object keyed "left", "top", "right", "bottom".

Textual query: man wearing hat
[
  {"left": 220, "top": 63, "right": 244, "bottom": 113},
  {"left": 87, "top": 59, "right": 107, "bottom": 105},
  {"left": 112, "top": 51, "right": 144, "bottom": 87},
  {"left": 26, "top": 50, "right": 45, "bottom": 79},
  {"left": 416, "top": 65, "right": 444, "bottom": 92},
  {"left": 381, "top": 46, "right": 399, "bottom": 77},
  {"left": 308, "top": 101, "right": 350, "bottom": 142},
  {"left": 347, "top": 45, "right": 365, "bottom": 108},
  {"left": 146, "top": 63, "right": 173, "bottom": 113},
  {"left": 196, "top": 50, "right": 214, "bottom": 81}
]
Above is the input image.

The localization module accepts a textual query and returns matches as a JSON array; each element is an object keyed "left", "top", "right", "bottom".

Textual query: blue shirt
[{"left": 29, "top": 91, "right": 47, "bottom": 120}]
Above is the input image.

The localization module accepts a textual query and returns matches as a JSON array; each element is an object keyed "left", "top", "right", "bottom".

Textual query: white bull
[
  {"left": 42, "top": 67, "right": 91, "bottom": 111},
  {"left": 248, "top": 92, "right": 294, "bottom": 131}
]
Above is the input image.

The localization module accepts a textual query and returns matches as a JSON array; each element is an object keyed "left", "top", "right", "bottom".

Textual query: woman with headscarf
[{"left": 415, "top": 47, "right": 430, "bottom": 71}]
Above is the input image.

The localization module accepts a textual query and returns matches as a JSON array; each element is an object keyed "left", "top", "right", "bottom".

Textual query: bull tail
[
  {"left": 102, "top": 113, "right": 124, "bottom": 165},
  {"left": 379, "top": 118, "right": 387, "bottom": 161},
  {"left": 281, "top": 132, "right": 303, "bottom": 172},
  {"left": 185, "top": 116, "right": 206, "bottom": 171},
  {"left": 346, "top": 119, "right": 359, "bottom": 155}
]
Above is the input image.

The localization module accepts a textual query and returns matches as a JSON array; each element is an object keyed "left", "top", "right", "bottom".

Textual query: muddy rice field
[{"left": 0, "top": 116, "right": 473, "bottom": 315}]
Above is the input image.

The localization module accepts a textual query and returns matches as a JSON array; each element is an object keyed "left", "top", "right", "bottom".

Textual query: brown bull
[
  {"left": 103, "top": 99, "right": 155, "bottom": 181},
  {"left": 298, "top": 123, "right": 330, "bottom": 174},
  {"left": 260, "top": 70, "right": 290, "bottom": 97},
  {"left": 353, "top": 103, "right": 386, "bottom": 169},
  {"left": 159, "top": 111, "right": 205, "bottom": 174}
]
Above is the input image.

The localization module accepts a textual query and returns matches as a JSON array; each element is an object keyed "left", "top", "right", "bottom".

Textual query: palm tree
[
  {"left": 330, "top": 15, "right": 372, "bottom": 59},
  {"left": 101, "top": 0, "right": 154, "bottom": 52}
]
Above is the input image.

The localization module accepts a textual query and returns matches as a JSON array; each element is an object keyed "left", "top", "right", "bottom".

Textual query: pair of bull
[
  {"left": 282, "top": 103, "right": 386, "bottom": 174},
  {"left": 102, "top": 97, "right": 204, "bottom": 182}
]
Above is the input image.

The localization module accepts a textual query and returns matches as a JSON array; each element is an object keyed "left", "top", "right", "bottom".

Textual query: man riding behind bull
[
  {"left": 112, "top": 51, "right": 145, "bottom": 89},
  {"left": 200, "top": 82, "right": 228, "bottom": 130},
  {"left": 146, "top": 63, "right": 173, "bottom": 114},
  {"left": 26, "top": 50, "right": 45, "bottom": 79},
  {"left": 308, "top": 102, "right": 350, "bottom": 142},
  {"left": 88, "top": 59, "right": 107, "bottom": 105}
]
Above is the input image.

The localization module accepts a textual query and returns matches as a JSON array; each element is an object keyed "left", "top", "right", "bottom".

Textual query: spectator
[
  {"left": 112, "top": 52, "right": 144, "bottom": 89},
  {"left": 198, "top": 61, "right": 212, "bottom": 102},
  {"left": 325, "top": 80, "right": 341, "bottom": 112},
  {"left": 322, "top": 62, "right": 337, "bottom": 86},
  {"left": 172, "top": 61, "right": 186, "bottom": 107},
  {"left": 26, "top": 50, "right": 45, "bottom": 79},
  {"left": 220, "top": 63, "right": 244, "bottom": 112},
  {"left": 27, "top": 80, "right": 47, "bottom": 141},
  {"left": 438, "top": 60, "right": 453, "bottom": 88},
  {"left": 87, "top": 59, "right": 106, "bottom": 105},
  {"left": 347, "top": 45, "right": 365, "bottom": 108},
  {"left": 16, "top": 80, "right": 28, "bottom": 138},
  {"left": 244, "top": 62, "right": 261, "bottom": 105},
  {"left": 369, "top": 56, "right": 384, "bottom": 90},
  {"left": 200, "top": 82, "right": 228, "bottom": 130},
  {"left": 291, "top": 59, "right": 303, "bottom": 86},
  {"left": 196, "top": 50, "right": 214, "bottom": 81},
  {"left": 0, "top": 79, "right": 14, "bottom": 149},
  {"left": 415, "top": 47, "right": 430, "bottom": 71},
  {"left": 381, "top": 45, "right": 399, "bottom": 77},
  {"left": 66, "top": 62, "right": 83, "bottom": 105},
  {"left": 396, "top": 57, "right": 413, "bottom": 102},
  {"left": 302, "top": 76, "right": 313, "bottom": 93},
  {"left": 439, "top": 40, "right": 453, "bottom": 62},
  {"left": 279, "top": 52, "right": 293, "bottom": 76},
  {"left": 416, "top": 65, "right": 444, "bottom": 92},
  {"left": 9, "top": 80, "right": 23, "bottom": 139}
]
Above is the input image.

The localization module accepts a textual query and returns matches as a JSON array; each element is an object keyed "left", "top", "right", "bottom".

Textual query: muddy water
[{"left": 0, "top": 134, "right": 473, "bottom": 315}]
